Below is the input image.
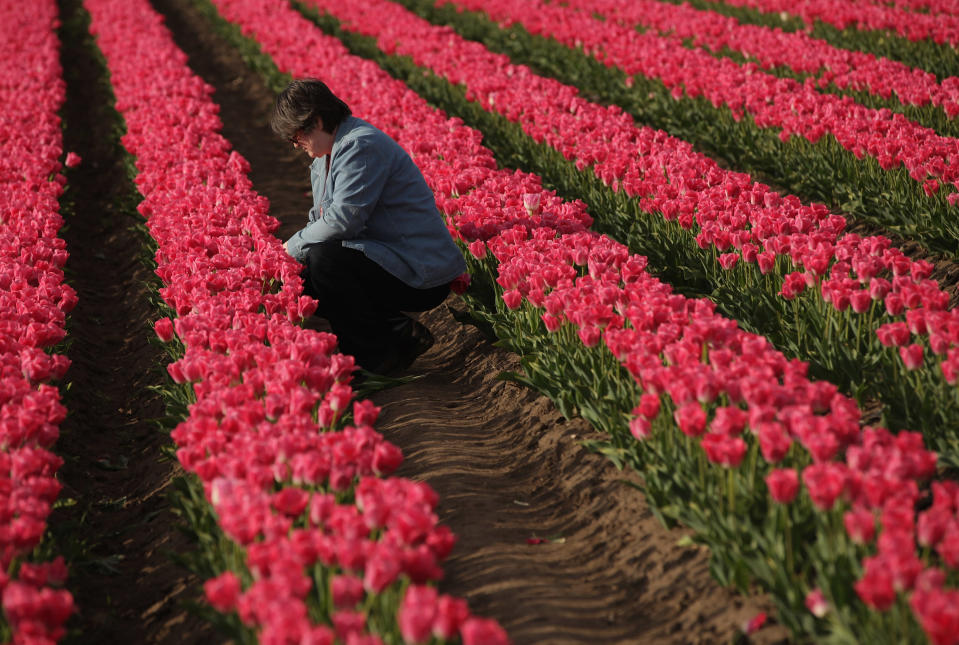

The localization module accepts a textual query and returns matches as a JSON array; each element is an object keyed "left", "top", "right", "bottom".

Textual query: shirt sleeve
[{"left": 285, "top": 137, "right": 390, "bottom": 261}]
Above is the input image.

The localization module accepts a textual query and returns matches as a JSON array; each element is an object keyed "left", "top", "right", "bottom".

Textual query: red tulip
[
  {"left": 674, "top": 401, "right": 707, "bottom": 437},
  {"left": 766, "top": 468, "right": 800, "bottom": 504},
  {"left": 855, "top": 557, "right": 897, "bottom": 611},
  {"left": 398, "top": 585, "right": 437, "bottom": 644},
  {"left": 843, "top": 508, "right": 876, "bottom": 545},
  {"left": 461, "top": 617, "right": 511, "bottom": 645},
  {"left": 900, "top": 343, "right": 925, "bottom": 370},
  {"left": 204, "top": 571, "right": 241, "bottom": 612},
  {"left": 803, "top": 463, "right": 847, "bottom": 510}
]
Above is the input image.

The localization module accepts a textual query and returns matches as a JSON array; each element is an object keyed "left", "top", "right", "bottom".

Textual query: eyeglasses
[{"left": 289, "top": 120, "right": 317, "bottom": 148}]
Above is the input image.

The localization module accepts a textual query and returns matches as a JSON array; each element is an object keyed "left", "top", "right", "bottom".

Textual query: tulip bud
[
  {"left": 629, "top": 415, "right": 651, "bottom": 440},
  {"left": 674, "top": 401, "right": 707, "bottom": 437},
  {"left": 802, "top": 463, "right": 847, "bottom": 510},
  {"left": 523, "top": 192, "right": 542, "bottom": 216},
  {"left": 843, "top": 508, "right": 876, "bottom": 545},
  {"left": 399, "top": 585, "right": 438, "bottom": 644},
  {"left": 900, "top": 343, "right": 924, "bottom": 370},
  {"left": 372, "top": 441, "right": 403, "bottom": 476},
  {"left": 805, "top": 588, "right": 829, "bottom": 618},
  {"left": 154, "top": 317, "right": 175, "bottom": 342},
  {"left": 204, "top": 571, "right": 241, "bottom": 612},
  {"left": 766, "top": 468, "right": 800, "bottom": 504},
  {"left": 849, "top": 289, "right": 872, "bottom": 313},
  {"left": 460, "top": 618, "right": 510, "bottom": 645},
  {"left": 636, "top": 393, "right": 661, "bottom": 419},
  {"left": 468, "top": 240, "right": 487, "bottom": 259},
  {"left": 718, "top": 252, "right": 739, "bottom": 270},
  {"left": 502, "top": 289, "right": 522, "bottom": 310}
]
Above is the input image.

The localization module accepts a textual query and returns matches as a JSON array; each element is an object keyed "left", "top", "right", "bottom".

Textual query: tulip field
[{"left": 5, "top": 0, "right": 959, "bottom": 642}]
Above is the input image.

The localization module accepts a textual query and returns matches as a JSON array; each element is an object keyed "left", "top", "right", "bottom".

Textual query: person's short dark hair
[{"left": 271, "top": 78, "right": 352, "bottom": 141}]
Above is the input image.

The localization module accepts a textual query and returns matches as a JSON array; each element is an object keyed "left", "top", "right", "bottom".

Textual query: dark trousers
[{"left": 300, "top": 240, "right": 449, "bottom": 369}]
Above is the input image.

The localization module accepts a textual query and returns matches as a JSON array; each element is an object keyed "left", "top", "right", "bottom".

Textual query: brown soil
[{"left": 45, "top": 0, "right": 791, "bottom": 642}]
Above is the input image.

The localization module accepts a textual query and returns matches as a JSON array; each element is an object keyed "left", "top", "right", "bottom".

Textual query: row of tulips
[
  {"left": 394, "top": 0, "right": 959, "bottom": 261},
  {"left": 468, "top": 232, "right": 956, "bottom": 644},
  {"left": 563, "top": 0, "right": 959, "bottom": 123},
  {"left": 192, "top": 0, "right": 959, "bottom": 642},
  {"left": 701, "top": 0, "right": 959, "bottom": 47},
  {"left": 857, "top": 0, "right": 959, "bottom": 17},
  {"left": 297, "top": 0, "right": 959, "bottom": 465},
  {"left": 0, "top": 1, "right": 77, "bottom": 642},
  {"left": 435, "top": 0, "right": 959, "bottom": 247},
  {"left": 79, "top": 0, "right": 507, "bottom": 643}
]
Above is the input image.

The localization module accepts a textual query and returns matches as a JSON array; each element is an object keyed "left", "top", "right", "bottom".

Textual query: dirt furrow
[
  {"left": 50, "top": 0, "right": 212, "bottom": 642},
  {"left": 373, "top": 305, "right": 788, "bottom": 644}
]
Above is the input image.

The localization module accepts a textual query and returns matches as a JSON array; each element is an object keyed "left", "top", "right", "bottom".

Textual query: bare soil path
[{"left": 50, "top": 0, "right": 212, "bottom": 642}]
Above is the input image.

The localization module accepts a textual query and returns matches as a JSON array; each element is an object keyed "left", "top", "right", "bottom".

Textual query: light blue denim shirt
[{"left": 285, "top": 116, "right": 467, "bottom": 289}]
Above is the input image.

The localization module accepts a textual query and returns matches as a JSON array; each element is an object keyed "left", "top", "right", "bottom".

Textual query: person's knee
[
  {"left": 303, "top": 240, "right": 344, "bottom": 278},
  {"left": 301, "top": 241, "right": 349, "bottom": 304}
]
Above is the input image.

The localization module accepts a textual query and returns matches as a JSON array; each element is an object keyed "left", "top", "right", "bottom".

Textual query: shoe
[
  {"left": 369, "top": 319, "right": 435, "bottom": 375},
  {"left": 405, "top": 319, "right": 435, "bottom": 360}
]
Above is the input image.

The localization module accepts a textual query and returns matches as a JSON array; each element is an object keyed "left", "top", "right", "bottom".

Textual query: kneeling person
[{"left": 272, "top": 78, "right": 467, "bottom": 374}]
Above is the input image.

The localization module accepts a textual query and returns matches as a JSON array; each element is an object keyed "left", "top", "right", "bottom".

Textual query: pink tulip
[
  {"left": 718, "top": 252, "right": 739, "bottom": 270},
  {"left": 154, "top": 317, "right": 175, "bottom": 342},
  {"left": 849, "top": 289, "right": 872, "bottom": 313},
  {"left": 450, "top": 272, "right": 471, "bottom": 294},
  {"left": 372, "top": 442, "right": 403, "bottom": 476},
  {"left": 271, "top": 487, "right": 310, "bottom": 517},
  {"left": 363, "top": 547, "right": 402, "bottom": 594},
  {"left": 766, "top": 468, "right": 800, "bottom": 504},
  {"left": 779, "top": 272, "right": 807, "bottom": 300},
  {"left": 900, "top": 343, "right": 925, "bottom": 370},
  {"left": 710, "top": 406, "right": 747, "bottom": 436},
  {"left": 757, "top": 421, "right": 792, "bottom": 463},
  {"left": 855, "top": 557, "right": 897, "bottom": 610},
  {"left": 468, "top": 239, "right": 487, "bottom": 259},
  {"left": 398, "top": 585, "right": 438, "bottom": 644},
  {"left": 433, "top": 594, "right": 470, "bottom": 639},
  {"left": 204, "top": 571, "right": 241, "bottom": 612},
  {"left": 876, "top": 322, "right": 911, "bottom": 347},
  {"left": 805, "top": 588, "right": 829, "bottom": 618},
  {"left": 502, "top": 289, "right": 523, "bottom": 310},
  {"left": 911, "top": 588, "right": 959, "bottom": 645},
  {"left": 756, "top": 251, "right": 776, "bottom": 274},
  {"left": 332, "top": 610, "right": 367, "bottom": 641},
  {"left": 843, "top": 508, "right": 877, "bottom": 545},
  {"left": 461, "top": 618, "right": 511, "bottom": 645},
  {"left": 803, "top": 463, "right": 847, "bottom": 510},
  {"left": 629, "top": 415, "right": 652, "bottom": 440},
  {"left": 577, "top": 325, "right": 601, "bottom": 347},
  {"left": 674, "top": 401, "right": 708, "bottom": 437},
  {"left": 701, "top": 433, "right": 747, "bottom": 467},
  {"left": 636, "top": 393, "right": 661, "bottom": 419},
  {"left": 938, "top": 523, "right": 959, "bottom": 569},
  {"left": 743, "top": 611, "right": 767, "bottom": 635}
]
